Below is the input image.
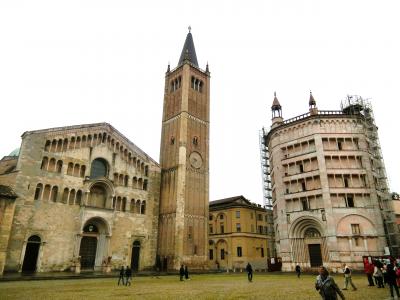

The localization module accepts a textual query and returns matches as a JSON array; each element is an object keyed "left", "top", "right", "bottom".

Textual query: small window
[
  {"left": 301, "top": 199, "right": 309, "bottom": 210},
  {"left": 346, "top": 195, "right": 354, "bottom": 207},
  {"left": 219, "top": 214, "right": 224, "bottom": 220},
  {"left": 220, "top": 224, "right": 224, "bottom": 234},
  {"left": 193, "top": 136, "right": 198, "bottom": 145},
  {"left": 221, "top": 249, "right": 225, "bottom": 260},
  {"left": 170, "top": 137, "right": 175, "bottom": 145},
  {"left": 258, "top": 214, "right": 262, "bottom": 221},
  {"left": 261, "top": 247, "right": 265, "bottom": 257},
  {"left": 338, "top": 141, "right": 342, "bottom": 150},
  {"left": 236, "top": 211, "right": 240, "bottom": 218},
  {"left": 354, "top": 237, "right": 361, "bottom": 246},
  {"left": 299, "top": 164, "right": 304, "bottom": 173},
  {"left": 188, "top": 226, "right": 193, "bottom": 240},
  {"left": 209, "top": 215, "right": 213, "bottom": 221},
  {"left": 286, "top": 214, "right": 290, "bottom": 223},
  {"left": 209, "top": 249, "right": 213, "bottom": 260},
  {"left": 236, "top": 223, "right": 241, "bottom": 232},
  {"left": 301, "top": 181, "right": 306, "bottom": 191},
  {"left": 209, "top": 225, "right": 213, "bottom": 233},
  {"left": 351, "top": 224, "right": 361, "bottom": 235},
  {"left": 237, "top": 247, "right": 242, "bottom": 257},
  {"left": 258, "top": 225, "right": 263, "bottom": 234}
]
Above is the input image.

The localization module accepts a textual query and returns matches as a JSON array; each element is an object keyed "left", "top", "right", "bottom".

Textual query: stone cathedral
[{"left": 0, "top": 30, "right": 209, "bottom": 274}]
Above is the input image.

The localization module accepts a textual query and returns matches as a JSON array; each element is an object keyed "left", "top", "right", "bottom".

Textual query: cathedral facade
[{"left": 0, "top": 30, "right": 210, "bottom": 274}]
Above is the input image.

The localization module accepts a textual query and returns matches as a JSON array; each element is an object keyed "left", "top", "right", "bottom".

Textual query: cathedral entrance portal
[
  {"left": 22, "top": 235, "right": 41, "bottom": 273},
  {"left": 131, "top": 241, "right": 141, "bottom": 271},
  {"left": 308, "top": 244, "right": 323, "bottom": 267},
  {"left": 78, "top": 218, "right": 110, "bottom": 271}
]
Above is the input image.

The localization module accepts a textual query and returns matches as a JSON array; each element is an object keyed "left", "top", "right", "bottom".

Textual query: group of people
[
  {"left": 314, "top": 260, "right": 400, "bottom": 300},
  {"left": 117, "top": 266, "right": 133, "bottom": 286},
  {"left": 179, "top": 265, "right": 190, "bottom": 281},
  {"left": 365, "top": 259, "right": 400, "bottom": 298}
]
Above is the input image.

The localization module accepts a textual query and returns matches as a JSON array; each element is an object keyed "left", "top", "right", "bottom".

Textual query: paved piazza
[{"left": 0, "top": 273, "right": 390, "bottom": 299}]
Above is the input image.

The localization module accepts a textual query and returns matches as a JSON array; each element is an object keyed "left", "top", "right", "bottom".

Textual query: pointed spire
[
  {"left": 309, "top": 90, "right": 316, "bottom": 107},
  {"left": 167, "top": 62, "right": 170, "bottom": 73},
  {"left": 272, "top": 91, "right": 281, "bottom": 110},
  {"left": 178, "top": 26, "right": 199, "bottom": 67},
  {"left": 206, "top": 62, "right": 209, "bottom": 73}
]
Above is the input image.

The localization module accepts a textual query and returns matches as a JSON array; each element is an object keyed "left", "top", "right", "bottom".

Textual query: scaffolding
[
  {"left": 341, "top": 95, "right": 399, "bottom": 255},
  {"left": 259, "top": 128, "right": 272, "bottom": 209}
]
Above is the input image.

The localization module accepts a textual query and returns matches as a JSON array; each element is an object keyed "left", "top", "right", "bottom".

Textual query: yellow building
[{"left": 208, "top": 196, "right": 274, "bottom": 271}]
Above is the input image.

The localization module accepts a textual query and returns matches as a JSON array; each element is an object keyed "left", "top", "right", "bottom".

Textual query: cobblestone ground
[{"left": 0, "top": 273, "right": 392, "bottom": 300}]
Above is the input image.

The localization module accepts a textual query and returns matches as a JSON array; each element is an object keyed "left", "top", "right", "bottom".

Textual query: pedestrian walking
[
  {"left": 125, "top": 266, "right": 132, "bottom": 286},
  {"left": 386, "top": 262, "right": 400, "bottom": 298},
  {"left": 184, "top": 265, "right": 189, "bottom": 280},
  {"left": 295, "top": 264, "right": 301, "bottom": 278},
  {"left": 342, "top": 264, "right": 357, "bottom": 291},
  {"left": 179, "top": 264, "right": 185, "bottom": 281},
  {"left": 246, "top": 262, "right": 253, "bottom": 282},
  {"left": 315, "top": 266, "right": 345, "bottom": 300},
  {"left": 365, "top": 262, "right": 375, "bottom": 286},
  {"left": 118, "top": 266, "right": 125, "bottom": 286},
  {"left": 373, "top": 263, "right": 384, "bottom": 288}
]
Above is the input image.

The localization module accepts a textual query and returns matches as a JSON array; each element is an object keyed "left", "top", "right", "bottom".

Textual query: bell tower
[{"left": 158, "top": 28, "right": 210, "bottom": 270}]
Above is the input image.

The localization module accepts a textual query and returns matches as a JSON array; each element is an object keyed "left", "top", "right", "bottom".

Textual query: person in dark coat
[
  {"left": 295, "top": 264, "right": 301, "bottom": 278},
  {"left": 386, "top": 263, "right": 400, "bottom": 298},
  {"left": 246, "top": 262, "right": 253, "bottom": 282},
  {"left": 184, "top": 265, "right": 189, "bottom": 280},
  {"left": 179, "top": 264, "right": 185, "bottom": 281},
  {"left": 315, "top": 266, "right": 345, "bottom": 300},
  {"left": 125, "top": 266, "right": 132, "bottom": 286},
  {"left": 118, "top": 266, "right": 125, "bottom": 285}
]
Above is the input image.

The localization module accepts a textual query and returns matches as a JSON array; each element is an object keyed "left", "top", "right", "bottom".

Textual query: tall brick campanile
[{"left": 158, "top": 29, "right": 210, "bottom": 270}]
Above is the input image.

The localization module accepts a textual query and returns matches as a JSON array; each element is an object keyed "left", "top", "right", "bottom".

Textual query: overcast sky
[{"left": 0, "top": 1, "right": 399, "bottom": 204}]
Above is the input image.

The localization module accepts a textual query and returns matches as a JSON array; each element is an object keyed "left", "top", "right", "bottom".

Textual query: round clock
[{"left": 189, "top": 152, "right": 203, "bottom": 169}]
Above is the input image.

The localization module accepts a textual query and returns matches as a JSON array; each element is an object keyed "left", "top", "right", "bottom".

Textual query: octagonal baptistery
[
  {"left": 262, "top": 93, "right": 392, "bottom": 272},
  {"left": 1, "top": 123, "right": 160, "bottom": 273}
]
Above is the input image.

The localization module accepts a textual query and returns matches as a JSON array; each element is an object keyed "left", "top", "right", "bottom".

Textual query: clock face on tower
[{"left": 189, "top": 152, "right": 203, "bottom": 169}]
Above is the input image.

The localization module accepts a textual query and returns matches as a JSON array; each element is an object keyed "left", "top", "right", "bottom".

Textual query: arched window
[
  {"left": 73, "top": 164, "right": 80, "bottom": 177},
  {"left": 122, "top": 197, "right": 127, "bottom": 212},
  {"left": 28, "top": 235, "right": 41, "bottom": 242},
  {"left": 124, "top": 175, "right": 129, "bottom": 187},
  {"left": 69, "top": 189, "right": 76, "bottom": 205},
  {"left": 90, "top": 158, "right": 108, "bottom": 178},
  {"left": 43, "top": 184, "right": 51, "bottom": 201},
  {"left": 141, "top": 201, "right": 146, "bottom": 214},
  {"left": 44, "top": 140, "right": 51, "bottom": 152},
  {"left": 51, "top": 140, "right": 57, "bottom": 152},
  {"left": 56, "top": 160, "right": 63, "bottom": 173},
  {"left": 67, "top": 163, "right": 73, "bottom": 175},
  {"left": 82, "top": 135, "right": 87, "bottom": 147},
  {"left": 40, "top": 157, "right": 48, "bottom": 170},
  {"left": 69, "top": 137, "right": 75, "bottom": 150},
  {"left": 143, "top": 179, "right": 148, "bottom": 191},
  {"left": 34, "top": 183, "right": 43, "bottom": 200},
  {"left": 76, "top": 136, "right": 81, "bottom": 149},
  {"left": 62, "top": 188, "right": 69, "bottom": 204},
  {"left": 116, "top": 197, "right": 122, "bottom": 211},
  {"left": 62, "top": 138, "right": 68, "bottom": 151},
  {"left": 144, "top": 166, "right": 149, "bottom": 176},
  {"left": 119, "top": 174, "right": 124, "bottom": 186},
  {"left": 76, "top": 190, "right": 82, "bottom": 206},
  {"left": 136, "top": 200, "right": 141, "bottom": 213},
  {"left": 130, "top": 199, "right": 135, "bottom": 212},
  {"left": 48, "top": 158, "right": 56, "bottom": 172},
  {"left": 51, "top": 186, "right": 58, "bottom": 202},
  {"left": 57, "top": 139, "right": 63, "bottom": 152},
  {"left": 138, "top": 178, "right": 143, "bottom": 189},
  {"left": 79, "top": 165, "right": 86, "bottom": 178},
  {"left": 132, "top": 177, "right": 138, "bottom": 189}
]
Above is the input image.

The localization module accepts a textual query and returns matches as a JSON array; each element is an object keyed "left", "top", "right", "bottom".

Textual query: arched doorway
[
  {"left": 131, "top": 241, "right": 141, "bottom": 271},
  {"left": 79, "top": 224, "right": 99, "bottom": 269},
  {"left": 78, "top": 218, "right": 110, "bottom": 270},
  {"left": 22, "top": 235, "right": 41, "bottom": 273},
  {"left": 304, "top": 228, "right": 323, "bottom": 267}
]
